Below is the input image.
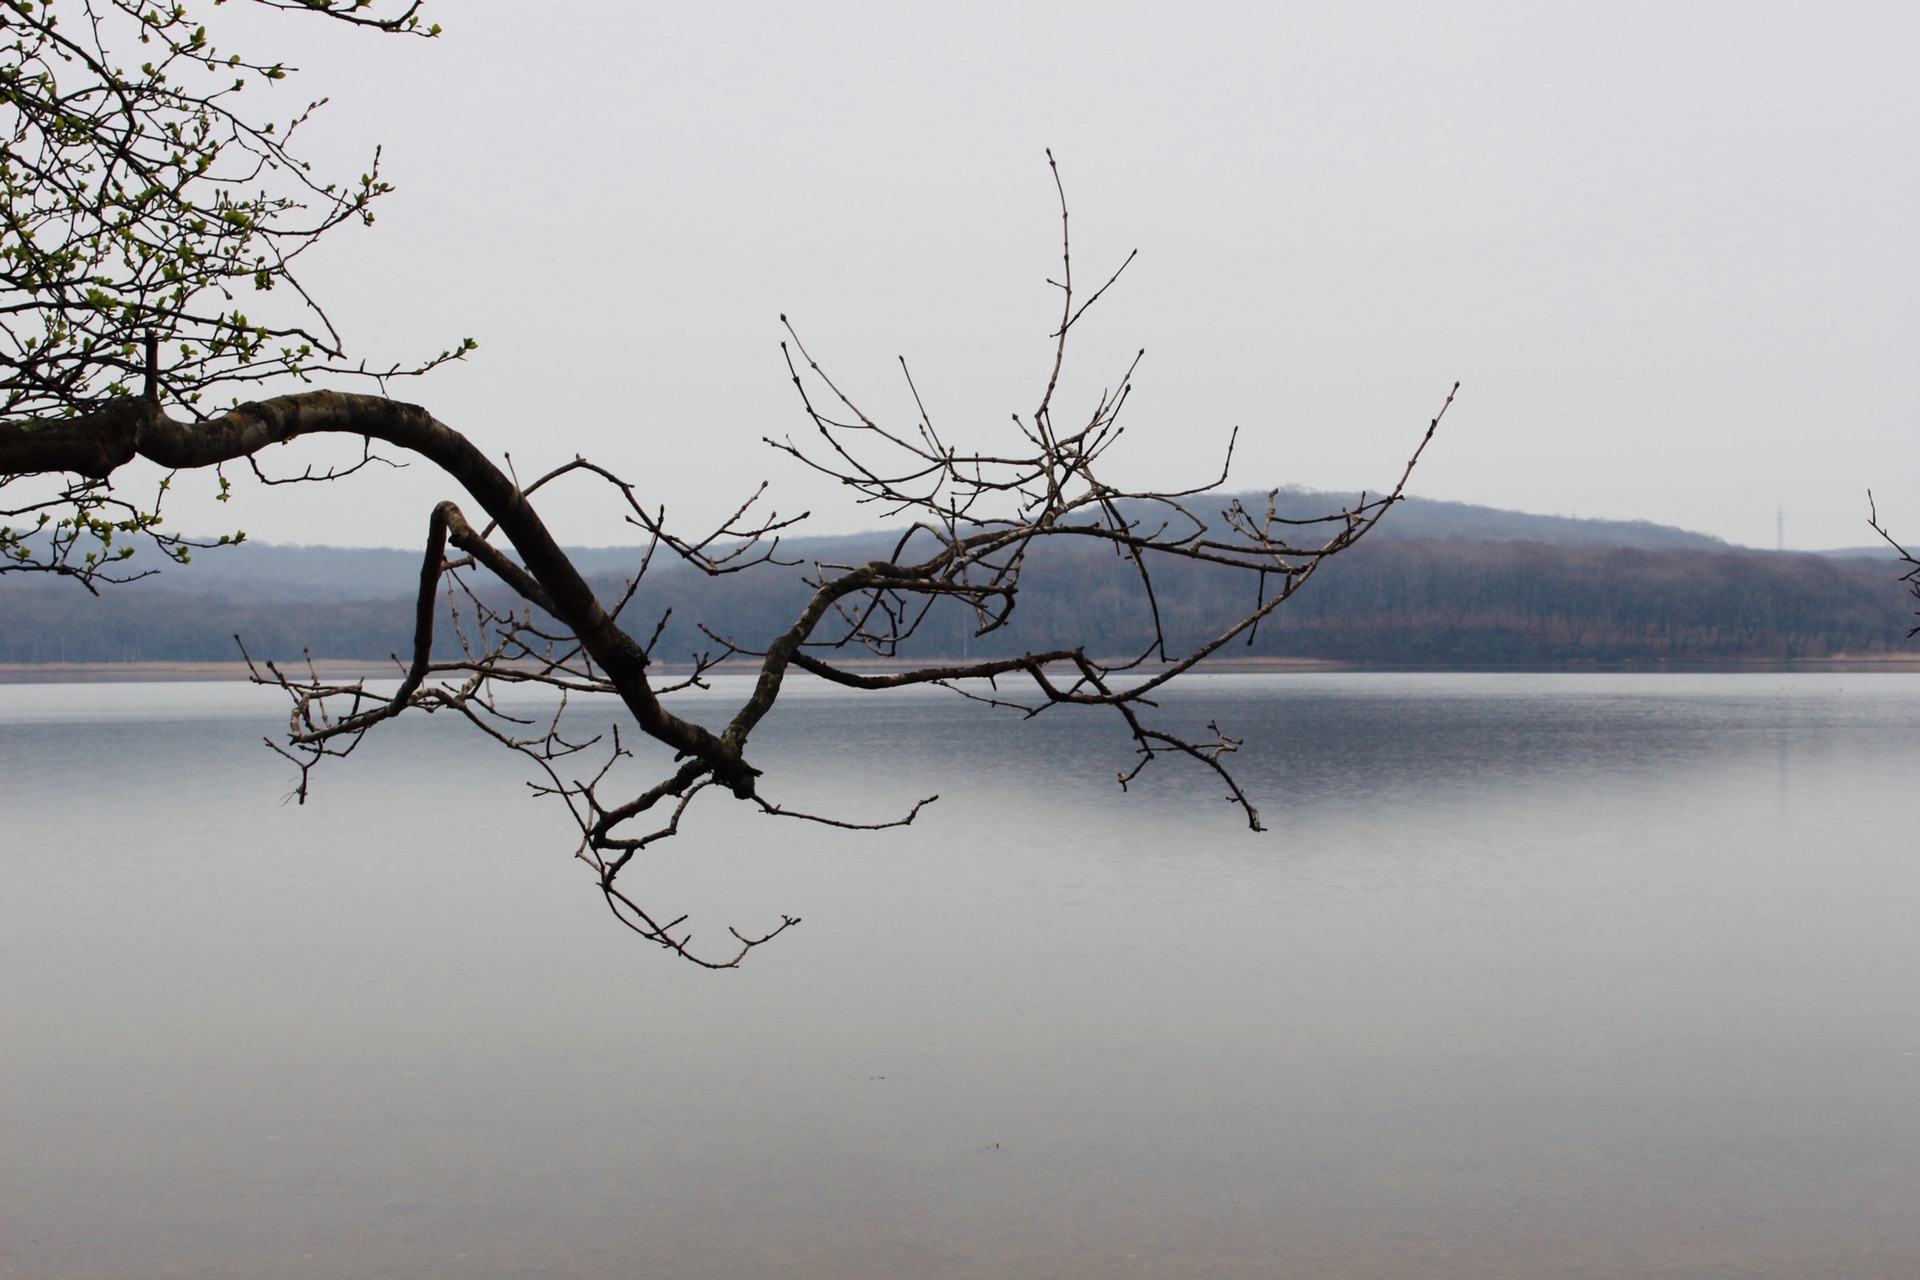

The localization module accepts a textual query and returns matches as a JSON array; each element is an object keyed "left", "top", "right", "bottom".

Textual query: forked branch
[{"left": 4, "top": 159, "right": 1449, "bottom": 964}]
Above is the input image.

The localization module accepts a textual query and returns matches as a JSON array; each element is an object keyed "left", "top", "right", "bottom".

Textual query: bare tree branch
[
  {"left": 3, "top": 101, "right": 1450, "bottom": 961},
  {"left": 1868, "top": 490, "right": 1920, "bottom": 638}
]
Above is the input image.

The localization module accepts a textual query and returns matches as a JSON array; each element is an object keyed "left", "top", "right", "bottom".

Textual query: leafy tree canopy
[{"left": 2, "top": 0, "right": 466, "bottom": 581}]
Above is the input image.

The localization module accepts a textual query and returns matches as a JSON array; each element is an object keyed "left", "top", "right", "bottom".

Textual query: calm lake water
[{"left": 2, "top": 673, "right": 1917, "bottom": 1279}]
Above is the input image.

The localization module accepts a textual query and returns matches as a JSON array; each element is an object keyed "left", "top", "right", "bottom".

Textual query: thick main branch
[{"left": 2, "top": 390, "right": 753, "bottom": 788}]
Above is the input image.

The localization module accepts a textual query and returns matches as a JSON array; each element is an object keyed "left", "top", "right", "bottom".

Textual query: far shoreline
[{"left": 5, "top": 654, "right": 1920, "bottom": 684}]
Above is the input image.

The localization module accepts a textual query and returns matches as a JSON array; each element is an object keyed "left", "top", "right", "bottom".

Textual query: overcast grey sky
[{"left": 160, "top": 0, "right": 1917, "bottom": 551}]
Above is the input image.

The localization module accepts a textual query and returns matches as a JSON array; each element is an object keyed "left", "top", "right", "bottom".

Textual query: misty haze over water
[{"left": 3, "top": 673, "right": 1917, "bottom": 1279}]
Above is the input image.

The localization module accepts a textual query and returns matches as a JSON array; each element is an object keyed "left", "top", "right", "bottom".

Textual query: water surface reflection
[{"left": 3, "top": 674, "right": 1916, "bottom": 1278}]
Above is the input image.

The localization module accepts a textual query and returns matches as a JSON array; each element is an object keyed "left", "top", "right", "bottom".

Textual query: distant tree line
[
  {"left": 4, "top": 536, "right": 1913, "bottom": 666},
  {"left": 1225, "top": 539, "right": 1913, "bottom": 662}
]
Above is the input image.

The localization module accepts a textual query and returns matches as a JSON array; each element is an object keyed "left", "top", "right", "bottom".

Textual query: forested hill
[{"left": 4, "top": 491, "right": 1914, "bottom": 665}]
